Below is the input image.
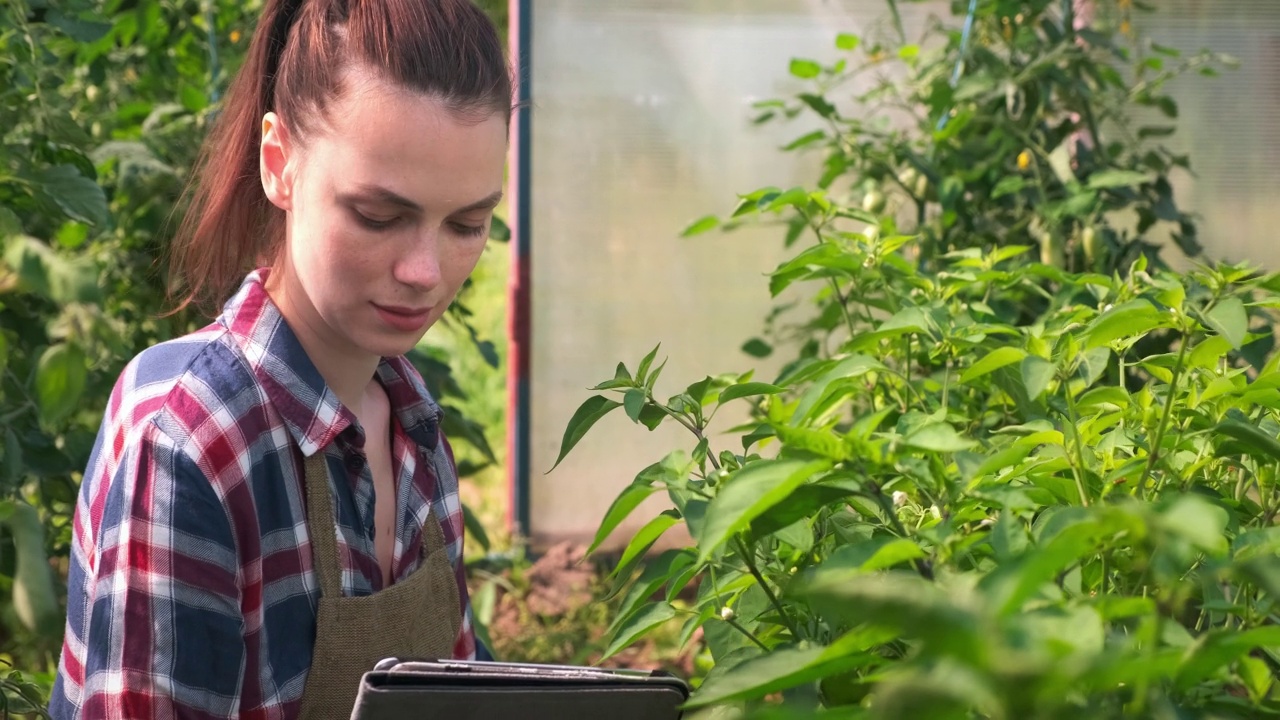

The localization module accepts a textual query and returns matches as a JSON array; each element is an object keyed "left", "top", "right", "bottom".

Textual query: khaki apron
[{"left": 296, "top": 451, "right": 462, "bottom": 720}]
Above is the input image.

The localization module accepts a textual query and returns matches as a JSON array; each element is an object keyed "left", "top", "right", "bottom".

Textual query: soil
[{"left": 481, "top": 542, "right": 699, "bottom": 678}]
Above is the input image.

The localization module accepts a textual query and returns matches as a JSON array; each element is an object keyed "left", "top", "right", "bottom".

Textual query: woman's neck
[{"left": 263, "top": 265, "right": 380, "bottom": 416}]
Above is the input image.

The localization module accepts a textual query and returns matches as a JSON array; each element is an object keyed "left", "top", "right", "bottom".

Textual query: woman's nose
[{"left": 394, "top": 230, "right": 443, "bottom": 292}]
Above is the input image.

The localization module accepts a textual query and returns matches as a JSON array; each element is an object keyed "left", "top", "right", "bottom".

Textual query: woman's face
[{"left": 261, "top": 66, "right": 507, "bottom": 360}]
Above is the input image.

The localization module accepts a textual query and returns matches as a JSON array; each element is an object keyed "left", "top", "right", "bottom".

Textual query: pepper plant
[
  {"left": 558, "top": 229, "right": 1280, "bottom": 717},
  {"left": 721, "top": 0, "right": 1234, "bottom": 279}
]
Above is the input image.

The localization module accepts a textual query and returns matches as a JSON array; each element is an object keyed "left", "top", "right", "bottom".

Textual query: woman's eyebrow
[
  {"left": 341, "top": 185, "right": 503, "bottom": 215},
  {"left": 455, "top": 190, "right": 504, "bottom": 214},
  {"left": 342, "top": 184, "right": 423, "bottom": 212}
]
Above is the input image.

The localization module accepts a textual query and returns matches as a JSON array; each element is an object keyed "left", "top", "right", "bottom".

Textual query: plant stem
[
  {"left": 1063, "top": 368, "right": 1091, "bottom": 507},
  {"left": 828, "top": 278, "right": 860, "bottom": 341},
  {"left": 725, "top": 615, "right": 770, "bottom": 652},
  {"left": 734, "top": 536, "right": 803, "bottom": 640},
  {"left": 1143, "top": 332, "right": 1190, "bottom": 494}
]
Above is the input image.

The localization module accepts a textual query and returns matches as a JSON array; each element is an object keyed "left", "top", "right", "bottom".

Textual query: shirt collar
[{"left": 217, "top": 269, "right": 443, "bottom": 457}]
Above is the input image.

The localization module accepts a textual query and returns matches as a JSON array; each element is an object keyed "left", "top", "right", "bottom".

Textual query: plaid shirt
[{"left": 51, "top": 270, "right": 475, "bottom": 720}]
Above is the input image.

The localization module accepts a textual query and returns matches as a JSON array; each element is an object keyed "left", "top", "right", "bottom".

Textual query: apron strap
[
  {"left": 303, "top": 449, "right": 452, "bottom": 600},
  {"left": 303, "top": 451, "right": 346, "bottom": 600}
]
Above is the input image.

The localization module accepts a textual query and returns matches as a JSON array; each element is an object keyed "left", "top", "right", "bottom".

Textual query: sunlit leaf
[
  {"left": 697, "top": 459, "right": 831, "bottom": 561},
  {"left": 550, "top": 395, "right": 621, "bottom": 470}
]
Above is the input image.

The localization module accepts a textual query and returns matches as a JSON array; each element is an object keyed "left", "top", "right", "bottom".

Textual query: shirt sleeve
[{"left": 52, "top": 420, "right": 246, "bottom": 720}]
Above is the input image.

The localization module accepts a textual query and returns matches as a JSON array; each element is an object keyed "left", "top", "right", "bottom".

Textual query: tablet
[{"left": 349, "top": 658, "right": 691, "bottom": 719}]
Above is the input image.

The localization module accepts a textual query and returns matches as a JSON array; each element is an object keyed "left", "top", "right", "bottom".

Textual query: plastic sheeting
[{"left": 523, "top": 0, "right": 1279, "bottom": 549}]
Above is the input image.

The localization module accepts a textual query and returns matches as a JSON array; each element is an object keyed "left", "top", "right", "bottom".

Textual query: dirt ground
[{"left": 483, "top": 542, "right": 699, "bottom": 677}]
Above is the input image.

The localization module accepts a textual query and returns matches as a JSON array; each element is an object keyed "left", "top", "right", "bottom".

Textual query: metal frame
[{"left": 506, "top": 0, "right": 533, "bottom": 538}]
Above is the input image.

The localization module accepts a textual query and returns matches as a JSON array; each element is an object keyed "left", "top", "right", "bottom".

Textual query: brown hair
[{"left": 170, "top": 0, "right": 511, "bottom": 314}]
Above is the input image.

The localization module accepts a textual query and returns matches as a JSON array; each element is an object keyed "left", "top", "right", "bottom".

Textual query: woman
[{"left": 51, "top": 0, "right": 510, "bottom": 717}]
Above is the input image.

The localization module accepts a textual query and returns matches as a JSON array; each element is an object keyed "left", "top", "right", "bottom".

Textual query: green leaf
[
  {"left": 749, "top": 484, "right": 860, "bottom": 538},
  {"left": 1236, "top": 555, "right": 1280, "bottom": 598},
  {"left": 789, "top": 58, "right": 821, "bottom": 79},
  {"left": 0, "top": 207, "right": 22, "bottom": 237},
  {"left": 550, "top": 396, "right": 622, "bottom": 470},
  {"left": 591, "top": 363, "right": 633, "bottom": 390},
  {"left": 1086, "top": 169, "right": 1154, "bottom": 190},
  {"left": 782, "top": 130, "right": 826, "bottom": 151},
  {"left": 488, "top": 215, "right": 511, "bottom": 242},
  {"left": 461, "top": 502, "right": 490, "bottom": 553},
  {"left": 1239, "top": 655, "right": 1273, "bottom": 702},
  {"left": 687, "top": 632, "right": 880, "bottom": 708},
  {"left": 1189, "top": 335, "right": 1233, "bottom": 370},
  {"left": 610, "top": 511, "right": 682, "bottom": 581},
  {"left": 741, "top": 338, "right": 773, "bottom": 358},
  {"left": 903, "top": 423, "right": 977, "bottom": 453},
  {"left": 1214, "top": 419, "right": 1280, "bottom": 463},
  {"left": 591, "top": 485, "right": 657, "bottom": 555},
  {"left": 1175, "top": 626, "right": 1280, "bottom": 691},
  {"left": 973, "top": 444, "right": 1034, "bottom": 480},
  {"left": 608, "top": 549, "right": 696, "bottom": 631},
  {"left": 792, "top": 355, "right": 884, "bottom": 422},
  {"left": 697, "top": 459, "right": 831, "bottom": 561},
  {"left": 601, "top": 602, "right": 677, "bottom": 661},
  {"left": 981, "top": 518, "right": 1114, "bottom": 615},
  {"left": 677, "top": 607, "right": 715, "bottom": 652},
  {"left": 961, "top": 347, "right": 1027, "bottom": 383},
  {"left": 991, "top": 176, "right": 1026, "bottom": 199},
  {"left": 1085, "top": 300, "right": 1170, "bottom": 348},
  {"left": 47, "top": 9, "right": 113, "bottom": 42},
  {"left": 623, "top": 388, "right": 646, "bottom": 422},
  {"left": 32, "top": 165, "right": 109, "bottom": 226},
  {"left": 1158, "top": 495, "right": 1229, "bottom": 555},
  {"left": 2, "top": 429, "right": 21, "bottom": 487},
  {"left": 636, "top": 344, "right": 661, "bottom": 384},
  {"left": 590, "top": 451, "right": 691, "bottom": 554},
  {"left": 470, "top": 580, "right": 497, "bottom": 653},
  {"left": 681, "top": 215, "right": 720, "bottom": 237},
  {"left": 1020, "top": 356, "right": 1055, "bottom": 400},
  {"left": 1202, "top": 297, "right": 1247, "bottom": 350},
  {"left": 719, "top": 382, "right": 785, "bottom": 404},
  {"left": 798, "top": 571, "right": 982, "bottom": 657},
  {"left": 836, "top": 33, "right": 860, "bottom": 51},
  {"left": 637, "top": 403, "right": 666, "bottom": 431},
  {"left": 35, "top": 343, "right": 88, "bottom": 426},
  {"left": 819, "top": 536, "right": 926, "bottom": 573}
]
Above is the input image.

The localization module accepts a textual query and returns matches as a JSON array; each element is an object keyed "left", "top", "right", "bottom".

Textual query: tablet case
[{"left": 349, "top": 659, "right": 690, "bottom": 720}]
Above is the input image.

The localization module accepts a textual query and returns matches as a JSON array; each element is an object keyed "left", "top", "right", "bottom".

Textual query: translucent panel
[
  {"left": 526, "top": 1, "right": 945, "bottom": 549},
  {"left": 1134, "top": 2, "right": 1280, "bottom": 268},
  {"left": 524, "top": 1, "right": 1278, "bottom": 549}
]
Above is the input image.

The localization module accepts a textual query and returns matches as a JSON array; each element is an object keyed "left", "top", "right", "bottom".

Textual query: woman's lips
[{"left": 372, "top": 303, "right": 433, "bottom": 333}]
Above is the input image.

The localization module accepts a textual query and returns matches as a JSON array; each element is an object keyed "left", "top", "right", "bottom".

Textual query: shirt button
[{"left": 345, "top": 453, "right": 365, "bottom": 473}]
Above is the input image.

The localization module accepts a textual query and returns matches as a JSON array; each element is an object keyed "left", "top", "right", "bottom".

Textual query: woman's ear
[{"left": 260, "top": 112, "right": 294, "bottom": 211}]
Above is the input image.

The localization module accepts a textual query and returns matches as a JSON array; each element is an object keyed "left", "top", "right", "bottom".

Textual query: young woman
[{"left": 51, "top": 0, "right": 510, "bottom": 717}]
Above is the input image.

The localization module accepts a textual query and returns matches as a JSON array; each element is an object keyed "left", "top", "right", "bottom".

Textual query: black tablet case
[{"left": 349, "top": 659, "right": 690, "bottom": 720}]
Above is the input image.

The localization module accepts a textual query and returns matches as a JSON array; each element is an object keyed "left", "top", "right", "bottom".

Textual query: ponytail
[{"left": 170, "top": 0, "right": 510, "bottom": 315}]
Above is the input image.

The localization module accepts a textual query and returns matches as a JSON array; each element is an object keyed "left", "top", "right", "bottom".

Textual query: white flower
[
  {"left": 892, "top": 490, "right": 909, "bottom": 507},
  {"left": 720, "top": 606, "right": 735, "bottom": 621}
]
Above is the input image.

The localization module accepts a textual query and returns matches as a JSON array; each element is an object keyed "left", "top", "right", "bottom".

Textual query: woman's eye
[
  {"left": 352, "top": 210, "right": 399, "bottom": 231},
  {"left": 450, "top": 222, "right": 487, "bottom": 238}
]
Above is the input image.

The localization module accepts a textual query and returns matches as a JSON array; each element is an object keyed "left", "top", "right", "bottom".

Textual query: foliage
[
  {"left": 569, "top": 237, "right": 1280, "bottom": 718},
  {"left": 466, "top": 543, "right": 698, "bottom": 676},
  {"left": 722, "top": 0, "right": 1233, "bottom": 284},
  {"left": 558, "top": 3, "right": 1280, "bottom": 718},
  {"left": 0, "top": 0, "right": 511, "bottom": 700}
]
